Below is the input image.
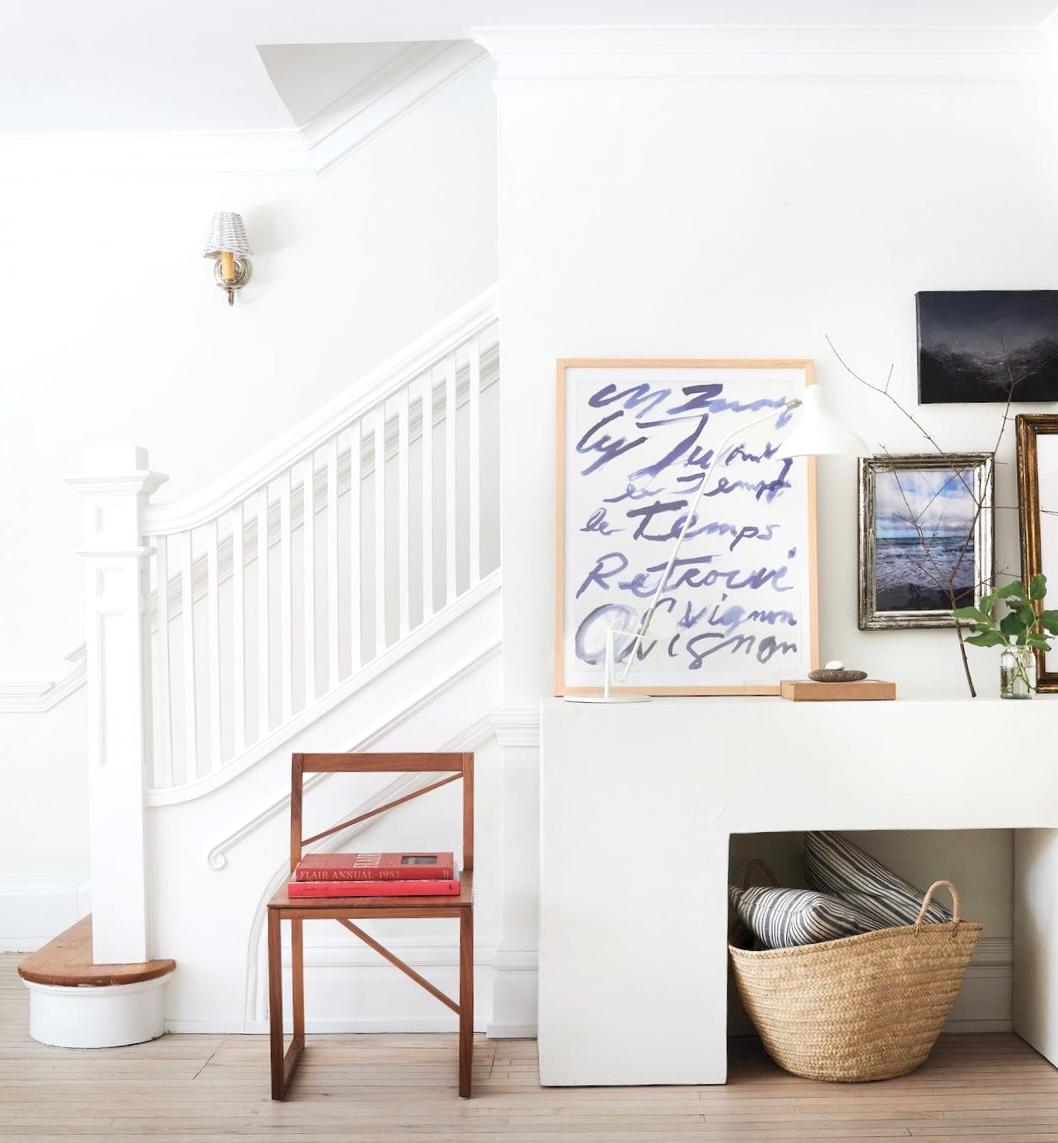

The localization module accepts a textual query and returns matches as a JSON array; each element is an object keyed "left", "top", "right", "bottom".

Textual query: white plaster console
[{"left": 538, "top": 697, "right": 1058, "bottom": 1086}]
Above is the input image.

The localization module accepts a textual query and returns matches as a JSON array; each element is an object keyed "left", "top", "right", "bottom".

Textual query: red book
[
  {"left": 294, "top": 851, "right": 454, "bottom": 882},
  {"left": 287, "top": 878, "right": 460, "bottom": 898}
]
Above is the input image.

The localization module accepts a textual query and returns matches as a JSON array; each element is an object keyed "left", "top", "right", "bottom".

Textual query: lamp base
[{"left": 563, "top": 693, "right": 651, "bottom": 704}]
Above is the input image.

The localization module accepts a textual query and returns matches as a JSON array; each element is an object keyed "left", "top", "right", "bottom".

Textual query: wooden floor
[{"left": 3, "top": 956, "right": 1058, "bottom": 1142}]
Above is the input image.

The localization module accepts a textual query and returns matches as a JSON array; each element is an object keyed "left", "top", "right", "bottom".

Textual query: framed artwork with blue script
[
  {"left": 917, "top": 291, "right": 1058, "bottom": 403},
  {"left": 555, "top": 359, "right": 819, "bottom": 696}
]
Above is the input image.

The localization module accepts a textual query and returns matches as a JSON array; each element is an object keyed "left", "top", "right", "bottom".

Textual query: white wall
[
  {"left": 494, "top": 65, "right": 1058, "bottom": 1020},
  {"left": 0, "top": 58, "right": 498, "bottom": 911}
]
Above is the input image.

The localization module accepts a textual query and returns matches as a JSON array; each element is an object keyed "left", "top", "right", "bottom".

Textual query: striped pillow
[
  {"left": 729, "top": 885, "right": 876, "bottom": 949},
  {"left": 803, "top": 831, "right": 951, "bottom": 929}
]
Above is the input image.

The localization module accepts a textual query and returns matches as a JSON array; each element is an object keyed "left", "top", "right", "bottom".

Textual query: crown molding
[
  {"left": 0, "top": 44, "right": 488, "bottom": 179},
  {"left": 474, "top": 24, "right": 1057, "bottom": 83},
  {"left": 303, "top": 41, "right": 487, "bottom": 176}
]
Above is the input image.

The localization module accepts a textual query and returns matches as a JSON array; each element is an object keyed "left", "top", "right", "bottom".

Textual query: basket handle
[
  {"left": 914, "top": 880, "right": 961, "bottom": 928},
  {"left": 742, "top": 858, "right": 779, "bottom": 889}
]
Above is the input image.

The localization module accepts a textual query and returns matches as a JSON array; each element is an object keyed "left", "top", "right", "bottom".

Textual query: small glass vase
[{"left": 1000, "top": 645, "right": 1037, "bottom": 700}]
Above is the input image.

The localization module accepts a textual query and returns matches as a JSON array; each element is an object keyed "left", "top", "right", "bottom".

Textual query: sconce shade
[
  {"left": 777, "top": 384, "right": 868, "bottom": 458},
  {"left": 202, "top": 211, "right": 252, "bottom": 258}
]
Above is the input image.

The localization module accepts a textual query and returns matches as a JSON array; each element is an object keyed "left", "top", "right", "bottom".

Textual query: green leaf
[
  {"left": 1028, "top": 635, "right": 1051, "bottom": 651},
  {"left": 1030, "top": 573, "right": 1048, "bottom": 601},
  {"left": 996, "top": 581, "right": 1027, "bottom": 599},
  {"left": 1010, "top": 602, "right": 1037, "bottom": 626},
  {"left": 965, "top": 632, "right": 1007, "bottom": 648},
  {"left": 1000, "top": 612, "right": 1027, "bottom": 638},
  {"left": 1039, "top": 610, "right": 1058, "bottom": 635},
  {"left": 978, "top": 592, "right": 997, "bottom": 614}
]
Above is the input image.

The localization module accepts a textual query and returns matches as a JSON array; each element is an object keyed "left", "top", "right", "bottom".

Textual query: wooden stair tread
[{"left": 17, "top": 916, "right": 175, "bottom": 987}]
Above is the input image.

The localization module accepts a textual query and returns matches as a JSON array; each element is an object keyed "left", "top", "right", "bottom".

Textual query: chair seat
[{"left": 269, "top": 869, "right": 473, "bottom": 911}]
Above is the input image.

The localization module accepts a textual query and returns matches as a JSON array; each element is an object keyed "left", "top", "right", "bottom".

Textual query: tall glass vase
[{"left": 1000, "top": 645, "right": 1036, "bottom": 699}]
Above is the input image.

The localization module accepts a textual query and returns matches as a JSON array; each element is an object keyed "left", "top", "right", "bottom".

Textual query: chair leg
[
  {"left": 267, "top": 910, "right": 285, "bottom": 1100},
  {"left": 459, "top": 908, "right": 473, "bottom": 1098},
  {"left": 291, "top": 918, "right": 305, "bottom": 1046}
]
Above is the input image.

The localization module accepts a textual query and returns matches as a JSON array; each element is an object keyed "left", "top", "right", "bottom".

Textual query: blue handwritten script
[{"left": 563, "top": 366, "right": 813, "bottom": 688}]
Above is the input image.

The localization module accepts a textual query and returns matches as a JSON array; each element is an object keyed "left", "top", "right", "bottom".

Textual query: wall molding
[
  {"left": 475, "top": 25, "right": 1056, "bottom": 84},
  {"left": 0, "top": 645, "right": 85, "bottom": 714},
  {"left": 0, "top": 46, "right": 488, "bottom": 179},
  {"left": 0, "top": 874, "right": 91, "bottom": 952},
  {"left": 490, "top": 707, "right": 541, "bottom": 748}
]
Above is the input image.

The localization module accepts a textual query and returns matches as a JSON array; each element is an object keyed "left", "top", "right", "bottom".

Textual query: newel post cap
[{"left": 65, "top": 445, "right": 168, "bottom": 496}]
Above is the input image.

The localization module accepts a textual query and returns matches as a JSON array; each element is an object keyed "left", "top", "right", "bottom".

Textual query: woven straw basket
[{"left": 729, "top": 880, "right": 981, "bottom": 1083}]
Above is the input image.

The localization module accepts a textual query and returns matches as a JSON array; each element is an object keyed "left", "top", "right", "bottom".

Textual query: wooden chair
[{"left": 267, "top": 752, "right": 474, "bottom": 1099}]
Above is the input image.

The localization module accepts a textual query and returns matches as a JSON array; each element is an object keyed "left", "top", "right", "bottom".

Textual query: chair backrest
[{"left": 288, "top": 753, "right": 474, "bottom": 876}]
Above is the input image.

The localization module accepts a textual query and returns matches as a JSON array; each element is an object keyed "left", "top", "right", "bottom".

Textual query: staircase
[{"left": 47, "top": 288, "right": 503, "bottom": 1042}]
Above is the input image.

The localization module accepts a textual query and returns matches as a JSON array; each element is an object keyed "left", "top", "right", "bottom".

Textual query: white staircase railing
[
  {"left": 143, "top": 289, "right": 498, "bottom": 793},
  {"left": 68, "top": 288, "right": 499, "bottom": 963}
]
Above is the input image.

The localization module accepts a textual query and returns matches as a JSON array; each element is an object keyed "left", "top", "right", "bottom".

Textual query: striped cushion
[
  {"left": 729, "top": 885, "right": 876, "bottom": 949},
  {"left": 803, "top": 831, "right": 951, "bottom": 929}
]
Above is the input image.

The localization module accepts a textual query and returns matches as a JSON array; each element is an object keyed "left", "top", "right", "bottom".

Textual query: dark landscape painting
[{"left": 917, "top": 290, "right": 1058, "bottom": 403}]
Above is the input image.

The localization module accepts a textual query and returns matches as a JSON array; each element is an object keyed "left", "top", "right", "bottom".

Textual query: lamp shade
[
  {"left": 777, "top": 384, "right": 867, "bottom": 458},
  {"left": 202, "top": 211, "right": 251, "bottom": 258}
]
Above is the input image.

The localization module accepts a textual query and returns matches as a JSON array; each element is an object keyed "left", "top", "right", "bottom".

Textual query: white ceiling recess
[{"left": 3, "top": 1, "right": 1058, "bottom": 175}]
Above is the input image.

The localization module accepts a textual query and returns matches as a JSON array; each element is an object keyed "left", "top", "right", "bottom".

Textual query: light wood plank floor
[{"left": 3, "top": 955, "right": 1058, "bottom": 1142}]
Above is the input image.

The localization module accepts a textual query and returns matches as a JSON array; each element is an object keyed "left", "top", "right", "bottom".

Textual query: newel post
[{"left": 68, "top": 446, "right": 167, "bottom": 964}]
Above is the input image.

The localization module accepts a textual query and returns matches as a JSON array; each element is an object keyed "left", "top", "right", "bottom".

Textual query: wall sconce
[{"left": 202, "top": 211, "right": 252, "bottom": 306}]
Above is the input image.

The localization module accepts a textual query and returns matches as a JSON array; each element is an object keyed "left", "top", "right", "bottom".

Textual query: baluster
[
  {"left": 302, "top": 455, "right": 316, "bottom": 707},
  {"left": 206, "top": 519, "right": 222, "bottom": 769},
  {"left": 279, "top": 469, "right": 293, "bottom": 722},
  {"left": 256, "top": 488, "right": 270, "bottom": 740},
  {"left": 374, "top": 406, "right": 387, "bottom": 654},
  {"left": 445, "top": 351, "right": 457, "bottom": 604},
  {"left": 232, "top": 501, "right": 246, "bottom": 755},
  {"left": 468, "top": 336, "right": 481, "bottom": 586},
  {"left": 180, "top": 530, "right": 197, "bottom": 781},
  {"left": 421, "top": 371, "right": 434, "bottom": 621},
  {"left": 154, "top": 536, "right": 172, "bottom": 788},
  {"left": 349, "top": 422, "right": 362, "bottom": 673},
  {"left": 326, "top": 437, "right": 339, "bottom": 689},
  {"left": 397, "top": 386, "right": 410, "bottom": 638}
]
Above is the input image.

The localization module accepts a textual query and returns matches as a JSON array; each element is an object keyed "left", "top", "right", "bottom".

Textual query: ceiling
[{"left": 3, "top": 0, "right": 1058, "bottom": 135}]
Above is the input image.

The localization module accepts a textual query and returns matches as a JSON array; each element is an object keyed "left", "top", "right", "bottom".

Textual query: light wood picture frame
[
  {"left": 555, "top": 358, "right": 819, "bottom": 697},
  {"left": 1017, "top": 414, "right": 1058, "bottom": 692}
]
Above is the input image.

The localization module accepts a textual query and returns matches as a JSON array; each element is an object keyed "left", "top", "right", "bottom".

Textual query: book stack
[{"left": 288, "top": 851, "right": 459, "bottom": 897}]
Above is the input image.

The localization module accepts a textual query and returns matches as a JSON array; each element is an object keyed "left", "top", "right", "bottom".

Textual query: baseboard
[
  {"left": 487, "top": 1023, "right": 538, "bottom": 1038},
  {"left": 0, "top": 874, "right": 90, "bottom": 952}
]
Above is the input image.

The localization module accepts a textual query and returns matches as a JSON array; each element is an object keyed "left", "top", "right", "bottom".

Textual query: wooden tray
[{"left": 779, "top": 679, "right": 896, "bottom": 702}]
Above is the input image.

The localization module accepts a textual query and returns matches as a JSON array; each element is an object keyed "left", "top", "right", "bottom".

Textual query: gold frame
[
  {"left": 554, "top": 358, "right": 819, "bottom": 697},
  {"left": 1016, "top": 414, "right": 1058, "bottom": 693}
]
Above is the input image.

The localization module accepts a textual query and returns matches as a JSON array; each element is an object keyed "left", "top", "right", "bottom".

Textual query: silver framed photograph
[{"left": 858, "top": 453, "right": 994, "bottom": 630}]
